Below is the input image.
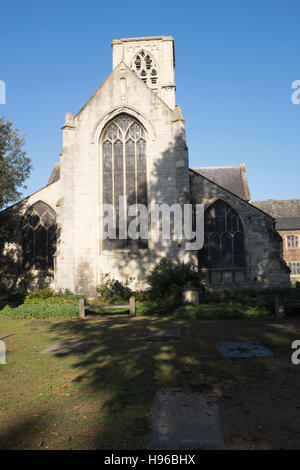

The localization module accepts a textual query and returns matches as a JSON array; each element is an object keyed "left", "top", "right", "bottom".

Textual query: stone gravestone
[
  {"left": 148, "top": 388, "right": 226, "bottom": 450},
  {"left": 0, "top": 333, "right": 14, "bottom": 340},
  {"left": 216, "top": 342, "right": 273, "bottom": 358},
  {"left": 39, "top": 339, "right": 95, "bottom": 356}
]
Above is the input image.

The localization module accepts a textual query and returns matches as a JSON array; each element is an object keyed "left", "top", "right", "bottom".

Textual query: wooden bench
[{"left": 79, "top": 296, "right": 136, "bottom": 319}]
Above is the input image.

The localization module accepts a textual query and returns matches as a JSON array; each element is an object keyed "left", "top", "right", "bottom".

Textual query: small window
[
  {"left": 288, "top": 262, "right": 300, "bottom": 275},
  {"left": 286, "top": 235, "right": 299, "bottom": 249}
]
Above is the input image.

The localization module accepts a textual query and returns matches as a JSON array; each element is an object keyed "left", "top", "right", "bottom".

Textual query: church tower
[{"left": 111, "top": 36, "right": 176, "bottom": 109}]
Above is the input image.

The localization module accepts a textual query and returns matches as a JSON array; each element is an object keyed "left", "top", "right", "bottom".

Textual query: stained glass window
[
  {"left": 198, "top": 200, "right": 245, "bottom": 284},
  {"left": 101, "top": 115, "right": 148, "bottom": 250},
  {"left": 21, "top": 201, "right": 57, "bottom": 270}
]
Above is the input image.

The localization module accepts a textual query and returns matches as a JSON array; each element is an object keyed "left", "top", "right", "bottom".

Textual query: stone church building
[{"left": 0, "top": 36, "right": 290, "bottom": 295}]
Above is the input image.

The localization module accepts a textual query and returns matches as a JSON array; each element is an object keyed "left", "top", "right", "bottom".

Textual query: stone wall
[
  {"left": 55, "top": 58, "right": 190, "bottom": 296},
  {"left": 189, "top": 170, "right": 290, "bottom": 290}
]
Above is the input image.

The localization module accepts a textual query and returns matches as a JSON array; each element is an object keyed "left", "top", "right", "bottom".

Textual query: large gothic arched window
[
  {"left": 101, "top": 114, "right": 147, "bottom": 250},
  {"left": 21, "top": 201, "right": 57, "bottom": 270},
  {"left": 198, "top": 200, "right": 245, "bottom": 284}
]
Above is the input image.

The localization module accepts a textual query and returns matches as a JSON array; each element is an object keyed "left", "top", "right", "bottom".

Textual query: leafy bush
[
  {"left": 96, "top": 273, "right": 133, "bottom": 304},
  {"left": 0, "top": 303, "right": 78, "bottom": 319},
  {"left": 26, "top": 287, "right": 54, "bottom": 299},
  {"left": 146, "top": 258, "right": 203, "bottom": 312},
  {"left": 25, "top": 288, "right": 82, "bottom": 305},
  {"left": 133, "top": 290, "right": 151, "bottom": 302},
  {"left": 174, "top": 303, "right": 270, "bottom": 320},
  {"left": 24, "top": 297, "right": 78, "bottom": 305},
  {"left": 136, "top": 300, "right": 160, "bottom": 315}
]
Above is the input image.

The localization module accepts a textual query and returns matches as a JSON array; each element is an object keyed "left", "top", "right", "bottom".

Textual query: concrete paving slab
[
  {"left": 39, "top": 340, "right": 95, "bottom": 355},
  {"left": 143, "top": 328, "right": 181, "bottom": 341},
  {"left": 216, "top": 341, "right": 273, "bottom": 358},
  {"left": 148, "top": 388, "right": 226, "bottom": 450}
]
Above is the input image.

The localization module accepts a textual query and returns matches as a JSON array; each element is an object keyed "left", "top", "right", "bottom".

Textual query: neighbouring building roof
[
  {"left": 252, "top": 200, "right": 300, "bottom": 231},
  {"left": 275, "top": 217, "right": 300, "bottom": 230},
  {"left": 192, "top": 163, "right": 251, "bottom": 201},
  {"left": 252, "top": 199, "right": 300, "bottom": 218}
]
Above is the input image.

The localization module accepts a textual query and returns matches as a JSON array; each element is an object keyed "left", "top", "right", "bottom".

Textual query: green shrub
[
  {"left": 136, "top": 300, "right": 160, "bottom": 315},
  {"left": 96, "top": 273, "right": 133, "bottom": 304},
  {"left": 24, "top": 288, "right": 82, "bottom": 305},
  {"left": 26, "top": 287, "right": 54, "bottom": 299},
  {"left": 24, "top": 296, "right": 78, "bottom": 305},
  {"left": 0, "top": 303, "right": 78, "bottom": 319},
  {"left": 146, "top": 258, "right": 203, "bottom": 312},
  {"left": 133, "top": 290, "right": 151, "bottom": 302},
  {"left": 174, "top": 303, "right": 270, "bottom": 320}
]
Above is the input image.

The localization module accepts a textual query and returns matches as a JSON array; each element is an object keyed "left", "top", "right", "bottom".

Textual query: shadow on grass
[
  {"left": 0, "top": 414, "right": 45, "bottom": 450},
  {"left": 45, "top": 314, "right": 297, "bottom": 449}
]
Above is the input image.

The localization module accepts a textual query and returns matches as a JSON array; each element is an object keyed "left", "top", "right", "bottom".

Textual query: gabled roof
[
  {"left": 192, "top": 163, "right": 251, "bottom": 201},
  {"left": 189, "top": 168, "right": 274, "bottom": 220},
  {"left": 74, "top": 60, "right": 173, "bottom": 119}
]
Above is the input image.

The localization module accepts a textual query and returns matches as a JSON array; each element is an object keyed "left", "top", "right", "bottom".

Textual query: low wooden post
[
  {"left": 275, "top": 296, "right": 285, "bottom": 319},
  {"left": 79, "top": 298, "right": 86, "bottom": 319},
  {"left": 130, "top": 295, "right": 136, "bottom": 316}
]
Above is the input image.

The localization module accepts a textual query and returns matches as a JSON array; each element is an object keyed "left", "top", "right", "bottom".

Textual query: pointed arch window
[
  {"left": 101, "top": 114, "right": 148, "bottom": 250},
  {"left": 131, "top": 50, "right": 159, "bottom": 87},
  {"left": 198, "top": 200, "right": 245, "bottom": 284},
  {"left": 21, "top": 202, "right": 57, "bottom": 270}
]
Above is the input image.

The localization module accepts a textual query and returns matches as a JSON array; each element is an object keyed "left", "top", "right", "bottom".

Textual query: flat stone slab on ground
[
  {"left": 39, "top": 340, "right": 95, "bottom": 355},
  {"left": 0, "top": 333, "right": 14, "bottom": 340},
  {"left": 148, "top": 389, "right": 225, "bottom": 450},
  {"left": 216, "top": 341, "right": 273, "bottom": 358},
  {"left": 143, "top": 328, "right": 181, "bottom": 341},
  {"left": 29, "top": 320, "right": 49, "bottom": 326}
]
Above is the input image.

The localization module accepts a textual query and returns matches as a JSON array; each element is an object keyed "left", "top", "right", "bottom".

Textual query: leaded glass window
[
  {"left": 286, "top": 235, "right": 299, "bottom": 249},
  {"left": 21, "top": 202, "right": 57, "bottom": 270},
  {"left": 101, "top": 115, "right": 147, "bottom": 250},
  {"left": 288, "top": 262, "right": 300, "bottom": 275},
  {"left": 131, "top": 50, "right": 158, "bottom": 87},
  {"left": 198, "top": 200, "right": 245, "bottom": 284}
]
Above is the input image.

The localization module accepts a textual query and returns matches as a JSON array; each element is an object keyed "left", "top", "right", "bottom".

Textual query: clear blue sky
[{"left": 1, "top": 0, "right": 299, "bottom": 202}]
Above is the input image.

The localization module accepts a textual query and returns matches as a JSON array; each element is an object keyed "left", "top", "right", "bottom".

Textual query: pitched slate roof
[
  {"left": 275, "top": 217, "right": 300, "bottom": 230},
  {"left": 192, "top": 163, "right": 251, "bottom": 201},
  {"left": 252, "top": 199, "right": 300, "bottom": 218},
  {"left": 252, "top": 200, "right": 300, "bottom": 231}
]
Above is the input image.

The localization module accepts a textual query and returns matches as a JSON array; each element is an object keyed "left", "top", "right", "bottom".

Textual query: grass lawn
[{"left": 0, "top": 313, "right": 300, "bottom": 449}]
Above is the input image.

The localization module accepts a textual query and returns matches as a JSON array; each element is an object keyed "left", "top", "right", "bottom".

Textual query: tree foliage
[{"left": 0, "top": 116, "right": 32, "bottom": 209}]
